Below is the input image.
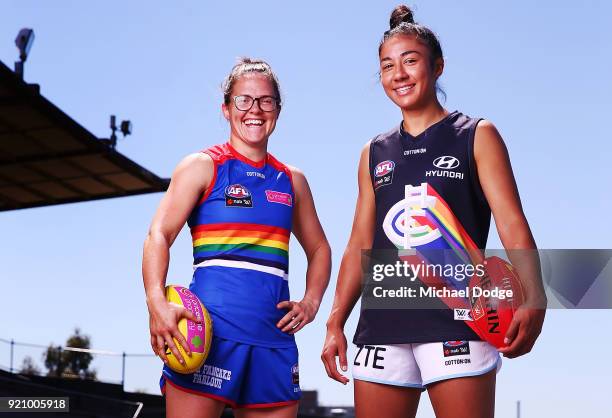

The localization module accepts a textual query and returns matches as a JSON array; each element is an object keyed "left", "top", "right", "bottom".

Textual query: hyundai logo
[{"left": 433, "top": 156, "right": 460, "bottom": 169}]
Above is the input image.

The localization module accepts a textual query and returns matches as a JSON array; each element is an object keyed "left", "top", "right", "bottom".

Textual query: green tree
[
  {"left": 43, "top": 328, "right": 97, "bottom": 379},
  {"left": 19, "top": 356, "right": 41, "bottom": 376},
  {"left": 43, "top": 345, "right": 65, "bottom": 377}
]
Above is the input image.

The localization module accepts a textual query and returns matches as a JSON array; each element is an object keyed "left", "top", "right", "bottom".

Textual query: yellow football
[{"left": 164, "top": 285, "right": 213, "bottom": 374}]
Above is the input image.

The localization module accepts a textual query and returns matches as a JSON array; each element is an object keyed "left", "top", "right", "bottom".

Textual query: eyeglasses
[{"left": 233, "top": 95, "right": 280, "bottom": 112}]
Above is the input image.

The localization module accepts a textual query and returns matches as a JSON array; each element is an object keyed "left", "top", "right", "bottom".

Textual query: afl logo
[
  {"left": 225, "top": 184, "right": 250, "bottom": 199},
  {"left": 225, "top": 184, "right": 253, "bottom": 208},
  {"left": 374, "top": 160, "right": 395, "bottom": 177},
  {"left": 433, "top": 156, "right": 460, "bottom": 169}
]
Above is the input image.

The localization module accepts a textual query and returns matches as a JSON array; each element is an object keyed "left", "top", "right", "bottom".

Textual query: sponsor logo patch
[
  {"left": 404, "top": 147, "right": 427, "bottom": 156},
  {"left": 454, "top": 308, "right": 473, "bottom": 321},
  {"left": 192, "top": 365, "right": 232, "bottom": 389},
  {"left": 426, "top": 155, "right": 464, "bottom": 180},
  {"left": 246, "top": 171, "right": 266, "bottom": 179},
  {"left": 373, "top": 160, "right": 395, "bottom": 190},
  {"left": 265, "top": 190, "right": 292, "bottom": 206},
  {"left": 225, "top": 184, "right": 253, "bottom": 207},
  {"left": 471, "top": 298, "right": 486, "bottom": 321},
  {"left": 291, "top": 363, "right": 299, "bottom": 385},
  {"left": 433, "top": 156, "right": 460, "bottom": 169},
  {"left": 445, "top": 358, "right": 471, "bottom": 366},
  {"left": 443, "top": 341, "right": 470, "bottom": 357}
]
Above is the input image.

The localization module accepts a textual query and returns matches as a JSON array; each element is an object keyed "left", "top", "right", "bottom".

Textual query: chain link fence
[{"left": 0, "top": 337, "right": 158, "bottom": 392}]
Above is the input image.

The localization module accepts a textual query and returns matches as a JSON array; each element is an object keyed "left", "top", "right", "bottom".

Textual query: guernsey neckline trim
[
  {"left": 399, "top": 110, "right": 459, "bottom": 144},
  {"left": 226, "top": 142, "right": 267, "bottom": 169}
]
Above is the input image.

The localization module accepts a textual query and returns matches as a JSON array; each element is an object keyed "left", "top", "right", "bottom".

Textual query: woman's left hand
[{"left": 276, "top": 298, "right": 318, "bottom": 334}]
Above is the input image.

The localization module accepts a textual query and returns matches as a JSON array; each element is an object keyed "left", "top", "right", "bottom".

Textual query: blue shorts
[{"left": 160, "top": 336, "right": 301, "bottom": 408}]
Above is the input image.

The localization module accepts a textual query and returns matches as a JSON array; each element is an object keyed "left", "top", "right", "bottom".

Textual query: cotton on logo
[{"left": 433, "top": 156, "right": 460, "bottom": 169}]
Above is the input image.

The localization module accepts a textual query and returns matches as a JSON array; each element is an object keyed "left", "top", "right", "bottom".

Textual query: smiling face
[
  {"left": 222, "top": 73, "right": 280, "bottom": 149},
  {"left": 379, "top": 34, "right": 443, "bottom": 111}
]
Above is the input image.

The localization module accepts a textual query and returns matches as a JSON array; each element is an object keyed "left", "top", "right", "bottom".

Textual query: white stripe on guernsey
[{"left": 193, "top": 259, "right": 288, "bottom": 281}]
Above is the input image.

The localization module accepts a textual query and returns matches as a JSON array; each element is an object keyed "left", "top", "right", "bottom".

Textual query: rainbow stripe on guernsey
[
  {"left": 409, "top": 183, "right": 483, "bottom": 265},
  {"left": 192, "top": 222, "right": 290, "bottom": 280},
  {"left": 394, "top": 182, "right": 485, "bottom": 294},
  {"left": 187, "top": 142, "right": 295, "bottom": 286},
  {"left": 186, "top": 143, "right": 295, "bottom": 346}
]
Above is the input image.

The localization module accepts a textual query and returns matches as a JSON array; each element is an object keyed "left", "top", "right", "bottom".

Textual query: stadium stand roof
[
  {"left": 0, "top": 367, "right": 353, "bottom": 418},
  {"left": 0, "top": 60, "right": 169, "bottom": 212}
]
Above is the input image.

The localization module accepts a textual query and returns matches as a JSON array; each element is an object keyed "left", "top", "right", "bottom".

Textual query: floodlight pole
[
  {"left": 15, "top": 62, "right": 24, "bottom": 80},
  {"left": 104, "top": 115, "right": 132, "bottom": 149},
  {"left": 517, "top": 400, "right": 521, "bottom": 418},
  {"left": 14, "top": 28, "right": 35, "bottom": 80},
  {"left": 110, "top": 115, "right": 118, "bottom": 148}
]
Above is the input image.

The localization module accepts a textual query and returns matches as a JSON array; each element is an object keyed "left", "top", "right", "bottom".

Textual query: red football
[{"left": 469, "top": 256, "right": 525, "bottom": 348}]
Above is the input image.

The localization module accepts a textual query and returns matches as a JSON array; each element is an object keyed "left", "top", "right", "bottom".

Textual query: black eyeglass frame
[{"left": 232, "top": 95, "right": 280, "bottom": 112}]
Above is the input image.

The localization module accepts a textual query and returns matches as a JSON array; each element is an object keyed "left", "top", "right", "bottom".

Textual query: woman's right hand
[
  {"left": 147, "top": 297, "right": 201, "bottom": 365},
  {"left": 321, "top": 325, "right": 350, "bottom": 384}
]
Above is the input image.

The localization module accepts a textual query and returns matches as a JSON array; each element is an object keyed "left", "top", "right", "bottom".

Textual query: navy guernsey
[{"left": 354, "top": 111, "right": 492, "bottom": 344}]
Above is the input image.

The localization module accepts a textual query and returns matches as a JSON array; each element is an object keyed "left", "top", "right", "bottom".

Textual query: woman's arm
[
  {"left": 474, "top": 121, "right": 546, "bottom": 358},
  {"left": 276, "top": 167, "right": 332, "bottom": 334},
  {"left": 321, "top": 142, "right": 376, "bottom": 384},
  {"left": 142, "top": 152, "right": 213, "bottom": 364}
]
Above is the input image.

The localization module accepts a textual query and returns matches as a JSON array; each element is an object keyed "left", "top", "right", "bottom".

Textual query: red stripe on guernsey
[
  {"left": 267, "top": 153, "right": 294, "bottom": 193},
  {"left": 197, "top": 151, "right": 218, "bottom": 205},
  {"left": 227, "top": 142, "right": 266, "bottom": 168},
  {"left": 192, "top": 223, "right": 290, "bottom": 237},
  {"left": 162, "top": 378, "right": 238, "bottom": 407},
  {"left": 198, "top": 143, "right": 294, "bottom": 199},
  {"left": 413, "top": 214, "right": 437, "bottom": 230},
  {"left": 202, "top": 143, "right": 234, "bottom": 166}
]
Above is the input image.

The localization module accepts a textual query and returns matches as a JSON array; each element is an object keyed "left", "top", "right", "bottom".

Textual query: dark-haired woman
[
  {"left": 143, "top": 58, "right": 331, "bottom": 418},
  {"left": 321, "top": 6, "right": 546, "bottom": 418}
]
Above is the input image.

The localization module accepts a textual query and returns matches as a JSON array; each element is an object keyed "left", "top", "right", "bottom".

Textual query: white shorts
[{"left": 352, "top": 341, "right": 501, "bottom": 388}]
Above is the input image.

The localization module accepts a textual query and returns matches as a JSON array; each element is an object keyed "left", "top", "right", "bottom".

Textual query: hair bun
[{"left": 389, "top": 5, "right": 415, "bottom": 29}]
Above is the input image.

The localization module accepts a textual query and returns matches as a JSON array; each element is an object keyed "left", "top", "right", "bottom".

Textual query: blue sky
[{"left": 1, "top": 1, "right": 611, "bottom": 417}]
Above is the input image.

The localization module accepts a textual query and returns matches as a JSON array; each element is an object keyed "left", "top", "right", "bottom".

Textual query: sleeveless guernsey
[
  {"left": 188, "top": 143, "right": 296, "bottom": 348},
  {"left": 353, "top": 111, "right": 491, "bottom": 344}
]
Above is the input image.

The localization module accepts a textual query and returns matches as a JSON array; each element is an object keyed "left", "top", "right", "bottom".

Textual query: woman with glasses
[
  {"left": 321, "top": 5, "right": 545, "bottom": 418},
  {"left": 143, "top": 58, "right": 331, "bottom": 418}
]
